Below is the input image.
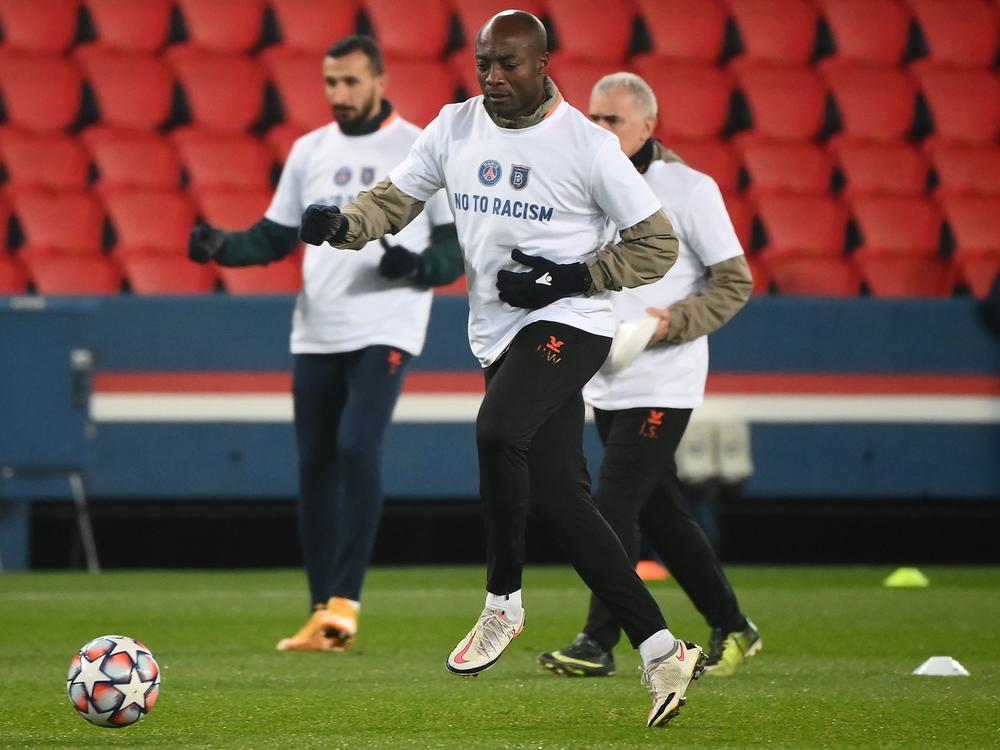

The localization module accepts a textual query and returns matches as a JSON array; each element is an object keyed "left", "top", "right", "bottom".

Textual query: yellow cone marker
[{"left": 884, "top": 567, "right": 930, "bottom": 588}]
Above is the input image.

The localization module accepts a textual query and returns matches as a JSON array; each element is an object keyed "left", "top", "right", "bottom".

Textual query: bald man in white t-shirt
[
  {"left": 539, "top": 72, "right": 760, "bottom": 680},
  {"left": 298, "top": 11, "right": 708, "bottom": 730},
  {"left": 187, "top": 36, "right": 461, "bottom": 654}
]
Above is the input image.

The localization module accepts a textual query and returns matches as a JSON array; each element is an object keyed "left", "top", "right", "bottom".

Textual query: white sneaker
[
  {"left": 446, "top": 607, "right": 525, "bottom": 676},
  {"left": 642, "top": 640, "right": 707, "bottom": 728}
]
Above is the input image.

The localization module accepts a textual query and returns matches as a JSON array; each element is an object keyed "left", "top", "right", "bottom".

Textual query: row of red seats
[
  {"left": 0, "top": 51, "right": 996, "bottom": 143},
  {"left": 1, "top": 188, "right": 995, "bottom": 280},
  {"left": 0, "top": 0, "right": 997, "bottom": 67},
  {"left": 0, "top": 238, "right": 988, "bottom": 298},
  {"left": 748, "top": 250, "right": 992, "bottom": 297},
  {"left": 4, "top": 131, "right": 999, "bottom": 201},
  {"left": 0, "top": 251, "right": 302, "bottom": 295}
]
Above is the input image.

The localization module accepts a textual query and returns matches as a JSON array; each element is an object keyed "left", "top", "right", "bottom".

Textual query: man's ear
[{"left": 538, "top": 51, "right": 549, "bottom": 75}]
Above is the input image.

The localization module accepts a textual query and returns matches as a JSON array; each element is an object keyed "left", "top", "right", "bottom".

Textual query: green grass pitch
[{"left": 1, "top": 565, "right": 998, "bottom": 749}]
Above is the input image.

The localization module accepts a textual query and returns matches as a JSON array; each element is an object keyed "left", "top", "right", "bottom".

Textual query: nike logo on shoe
[
  {"left": 453, "top": 634, "right": 476, "bottom": 665},
  {"left": 535, "top": 273, "right": 553, "bottom": 286},
  {"left": 676, "top": 641, "right": 686, "bottom": 662}
]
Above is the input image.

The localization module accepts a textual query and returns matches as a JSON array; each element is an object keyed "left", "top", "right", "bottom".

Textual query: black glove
[
  {"left": 378, "top": 238, "right": 423, "bottom": 280},
  {"left": 188, "top": 221, "right": 226, "bottom": 263},
  {"left": 496, "top": 248, "right": 590, "bottom": 309},
  {"left": 299, "top": 203, "right": 349, "bottom": 246}
]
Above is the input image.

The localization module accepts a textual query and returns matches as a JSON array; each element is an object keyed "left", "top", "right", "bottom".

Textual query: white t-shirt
[
  {"left": 584, "top": 160, "right": 745, "bottom": 410},
  {"left": 388, "top": 96, "right": 663, "bottom": 367},
  {"left": 266, "top": 113, "right": 451, "bottom": 356}
]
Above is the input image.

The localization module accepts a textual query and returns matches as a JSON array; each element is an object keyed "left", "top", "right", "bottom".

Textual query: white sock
[
  {"left": 485, "top": 589, "right": 523, "bottom": 622},
  {"left": 638, "top": 629, "right": 677, "bottom": 666}
]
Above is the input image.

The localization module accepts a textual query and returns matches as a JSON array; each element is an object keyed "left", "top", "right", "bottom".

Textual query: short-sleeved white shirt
[
  {"left": 584, "top": 160, "right": 745, "bottom": 410},
  {"left": 388, "top": 96, "right": 663, "bottom": 367},
  {"left": 267, "top": 113, "right": 451, "bottom": 356}
]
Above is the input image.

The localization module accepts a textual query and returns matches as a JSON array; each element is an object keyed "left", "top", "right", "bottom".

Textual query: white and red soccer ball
[{"left": 66, "top": 635, "right": 161, "bottom": 728}]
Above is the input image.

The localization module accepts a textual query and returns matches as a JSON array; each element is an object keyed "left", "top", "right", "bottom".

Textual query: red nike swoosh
[
  {"left": 677, "top": 641, "right": 686, "bottom": 662},
  {"left": 453, "top": 634, "right": 476, "bottom": 665}
]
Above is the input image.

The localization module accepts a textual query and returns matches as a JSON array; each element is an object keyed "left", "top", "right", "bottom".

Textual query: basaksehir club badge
[
  {"left": 478, "top": 160, "right": 502, "bottom": 186},
  {"left": 510, "top": 165, "right": 530, "bottom": 190}
]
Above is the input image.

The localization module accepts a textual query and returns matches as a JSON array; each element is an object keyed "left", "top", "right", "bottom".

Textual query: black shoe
[{"left": 538, "top": 633, "right": 616, "bottom": 677}]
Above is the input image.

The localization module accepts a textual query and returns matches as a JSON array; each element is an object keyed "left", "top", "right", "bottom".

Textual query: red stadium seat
[
  {"left": 670, "top": 139, "right": 741, "bottom": 194},
  {"left": 384, "top": 59, "right": 458, "bottom": 128},
  {"left": 122, "top": 255, "right": 218, "bottom": 295},
  {"left": 79, "top": 52, "right": 175, "bottom": 131},
  {"left": 633, "top": 62, "right": 734, "bottom": 140},
  {"left": 82, "top": 0, "right": 172, "bottom": 53},
  {"left": 854, "top": 252, "right": 953, "bottom": 297},
  {"left": 218, "top": 254, "right": 302, "bottom": 294},
  {"left": 195, "top": 190, "right": 273, "bottom": 229},
  {"left": 545, "top": 0, "right": 636, "bottom": 63},
  {"left": 736, "top": 66, "right": 828, "bottom": 141},
  {"left": 723, "top": 193, "right": 753, "bottom": 249},
  {"left": 910, "top": 0, "right": 1000, "bottom": 68},
  {"left": 765, "top": 253, "right": 861, "bottom": 296},
  {"left": 825, "top": 66, "right": 917, "bottom": 141},
  {"left": 0, "top": 133, "right": 90, "bottom": 193},
  {"left": 172, "top": 55, "right": 267, "bottom": 133},
  {"left": 176, "top": 135, "right": 273, "bottom": 194},
  {"left": 90, "top": 135, "right": 182, "bottom": 192},
  {"left": 834, "top": 142, "right": 929, "bottom": 196},
  {"left": 851, "top": 195, "right": 942, "bottom": 255},
  {"left": 265, "top": 53, "right": 331, "bottom": 131},
  {"left": 25, "top": 254, "right": 123, "bottom": 294},
  {"left": 548, "top": 60, "right": 625, "bottom": 113},
  {"left": 739, "top": 141, "right": 833, "bottom": 195},
  {"left": 12, "top": 191, "right": 104, "bottom": 256},
  {"left": 916, "top": 68, "right": 1000, "bottom": 144},
  {"left": 756, "top": 194, "right": 848, "bottom": 254},
  {"left": 0, "top": 254, "right": 28, "bottom": 293},
  {"left": 0, "top": 196, "right": 11, "bottom": 245},
  {"left": 951, "top": 253, "right": 1000, "bottom": 298},
  {"left": 264, "top": 123, "right": 306, "bottom": 163},
  {"left": 0, "top": 0, "right": 80, "bottom": 54},
  {"left": 746, "top": 254, "right": 771, "bottom": 294},
  {"left": 452, "top": 0, "right": 545, "bottom": 45},
  {"left": 174, "top": 0, "right": 265, "bottom": 54},
  {"left": 819, "top": 0, "right": 911, "bottom": 66},
  {"left": 930, "top": 144, "right": 1000, "bottom": 196},
  {"left": 104, "top": 191, "right": 197, "bottom": 256},
  {"left": 942, "top": 196, "right": 1000, "bottom": 257},
  {"left": 727, "top": 0, "right": 820, "bottom": 66},
  {"left": 269, "top": 0, "right": 359, "bottom": 55},
  {"left": 635, "top": 0, "right": 728, "bottom": 64},
  {"left": 363, "top": 0, "right": 452, "bottom": 59},
  {"left": 0, "top": 55, "right": 83, "bottom": 133}
]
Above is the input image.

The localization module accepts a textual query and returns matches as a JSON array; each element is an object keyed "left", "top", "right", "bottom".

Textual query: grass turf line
[{"left": 0, "top": 566, "right": 998, "bottom": 749}]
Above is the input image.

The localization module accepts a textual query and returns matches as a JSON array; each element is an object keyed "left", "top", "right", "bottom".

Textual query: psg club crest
[
  {"left": 478, "top": 159, "right": 502, "bottom": 187},
  {"left": 333, "top": 166, "right": 352, "bottom": 185},
  {"left": 510, "top": 164, "right": 530, "bottom": 190},
  {"left": 360, "top": 166, "right": 376, "bottom": 185}
]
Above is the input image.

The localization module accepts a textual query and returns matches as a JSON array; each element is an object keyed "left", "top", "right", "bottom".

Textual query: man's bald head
[
  {"left": 475, "top": 10, "right": 550, "bottom": 117},
  {"left": 476, "top": 10, "right": 547, "bottom": 56}
]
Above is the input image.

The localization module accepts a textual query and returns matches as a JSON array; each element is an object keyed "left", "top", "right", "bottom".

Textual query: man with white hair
[{"left": 539, "top": 71, "right": 761, "bottom": 679}]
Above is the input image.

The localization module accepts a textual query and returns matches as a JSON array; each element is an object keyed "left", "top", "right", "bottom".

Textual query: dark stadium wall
[{"left": 2, "top": 295, "right": 998, "bottom": 568}]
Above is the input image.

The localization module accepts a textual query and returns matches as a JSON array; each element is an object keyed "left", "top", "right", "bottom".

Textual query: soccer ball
[{"left": 66, "top": 635, "right": 161, "bottom": 728}]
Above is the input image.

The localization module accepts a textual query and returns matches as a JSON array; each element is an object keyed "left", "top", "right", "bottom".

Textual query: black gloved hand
[
  {"left": 378, "top": 238, "right": 423, "bottom": 280},
  {"left": 299, "top": 204, "right": 349, "bottom": 246},
  {"left": 188, "top": 221, "right": 226, "bottom": 264},
  {"left": 496, "top": 248, "right": 590, "bottom": 309}
]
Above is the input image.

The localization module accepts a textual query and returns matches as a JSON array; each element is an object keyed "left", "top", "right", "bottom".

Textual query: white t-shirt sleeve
[
  {"left": 424, "top": 189, "right": 453, "bottom": 227},
  {"left": 265, "top": 137, "right": 307, "bottom": 227},
  {"left": 388, "top": 116, "right": 446, "bottom": 202},
  {"left": 590, "top": 139, "right": 663, "bottom": 230},
  {"left": 682, "top": 176, "right": 745, "bottom": 267}
]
